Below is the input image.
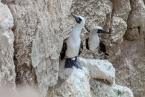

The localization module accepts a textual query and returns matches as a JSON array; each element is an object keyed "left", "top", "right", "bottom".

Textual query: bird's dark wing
[
  {"left": 86, "top": 38, "right": 89, "bottom": 50},
  {"left": 99, "top": 41, "right": 109, "bottom": 55},
  {"left": 79, "top": 41, "right": 83, "bottom": 55},
  {"left": 60, "top": 40, "right": 67, "bottom": 60}
]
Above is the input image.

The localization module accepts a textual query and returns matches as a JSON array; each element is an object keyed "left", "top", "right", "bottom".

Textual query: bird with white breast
[
  {"left": 60, "top": 14, "right": 86, "bottom": 69},
  {"left": 86, "top": 26, "right": 109, "bottom": 58}
]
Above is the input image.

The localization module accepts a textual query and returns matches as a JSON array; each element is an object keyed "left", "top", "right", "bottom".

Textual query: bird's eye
[
  {"left": 75, "top": 17, "right": 82, "bottom": 24},
  {"left": 78, "top": 18, "right": 82, "bottom": 22},
  {"left": 97, "top": 29, "right": 103, "bottom": 33}
]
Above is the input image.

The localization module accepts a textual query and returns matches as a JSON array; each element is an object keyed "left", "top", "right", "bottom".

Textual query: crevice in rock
[
  {"left": 30, "top": 42, "right": 38, "bottom": 86},
  {"left": 138, "top": 26, "right": 141, "bottom": 35},
  {"left": 100, "top": 0, "right": 117, "bottom": 59},
  {"left": 126, "top": 0, "right": 133, "bottom": 30},
  {"left": 109, "top": 0, "right": 116, "bottom": 33},
  {"left": 4, "top": 2, "right": 38, "bottom": 86},
  {"left": 92, "top": 78, "right": 112, "bottom": 85}
]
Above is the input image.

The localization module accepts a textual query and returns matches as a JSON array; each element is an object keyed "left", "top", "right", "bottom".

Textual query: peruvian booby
[
  {"left": 60, "top": 14, "right": 85, "bottom": 69},
  {"left": 86, "top": 26, "right": 109, "bottom": 58}
]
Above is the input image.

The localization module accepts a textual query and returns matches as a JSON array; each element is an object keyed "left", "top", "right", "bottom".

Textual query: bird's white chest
[
  {"left": 89, "top": 34, "right": 100, "bottom": 51},
  {"left": 66, "top": 37, "right": 80, "bottom": 58},
  {"left": 68, "top": 37, "right": 80, "bottom": 47}
]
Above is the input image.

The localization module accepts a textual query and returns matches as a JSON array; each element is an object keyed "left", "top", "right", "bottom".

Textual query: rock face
[
  {"left": 71, "top": 0, "right": 112, "bottom": 29},
  {"left": 113, "top": 0, "right": 131, "bottom": 21},
  {"left": 1, "top": 0, "right": 145, "bottom": 97},
  {"left": 5, "top": 0, "right": 73, "bottom": 96},
  {"left": 49, "top": 68, "right": 91, "bottom": 97},
  {"left": 0, "top": 2, "right": 15, "bottom": 87},
  {"left": 127, "top": 0, "right": 145, "bottom": 28},
  {"left": 91, "top": 81, "right": 134, "bottom": 97},
  {"left": 47, "top": 58, "right": 133, "bottom": 97},
  {"left": 79, "top": 58, "right": 115, "bottom": 85},
  {"left": 113, "top": 1, "right": 145, "bottom": 97}
]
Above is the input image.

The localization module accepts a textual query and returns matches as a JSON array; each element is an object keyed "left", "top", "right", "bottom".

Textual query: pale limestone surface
[
  {"left": 49, "top": 68, "right": 91, "bottom": 97},
  {"left": 6, "top": 0, "right": 73, "bottom": 97},
  {"left": 111, "top": 17, "right": 127, "bottom": 44},
  {"left": 49, "top": 58, "right": 133, "bottom": 97},
  {"left": 91, "top": 80, "right": 134, "bottom": 97},
  {"left": 79, "top": 58, "right": 115, "bottom": 85},
  {"left": 0, "top": 2, "right": 15, "bottom": 87}
]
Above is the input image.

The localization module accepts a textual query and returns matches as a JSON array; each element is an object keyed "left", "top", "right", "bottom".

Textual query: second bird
[{"left": 86, "top": 26, "right": 109, "bottom": 58}]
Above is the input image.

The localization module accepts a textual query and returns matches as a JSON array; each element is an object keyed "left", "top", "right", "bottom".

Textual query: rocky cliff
[{"left": 0, "top": 0, "right": 145, "bottom": 97}]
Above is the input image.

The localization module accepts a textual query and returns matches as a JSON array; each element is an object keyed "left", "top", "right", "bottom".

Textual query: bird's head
[
  {"left": 72, "top": 14, "right": 85, "bottom": 26},
  {"left": 95, "top": 26, "right": 107, "bottom": 33}
]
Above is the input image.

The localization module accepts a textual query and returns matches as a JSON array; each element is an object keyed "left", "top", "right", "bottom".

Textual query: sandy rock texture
[
  {"left": 91, "top": 80, "right": 134, "bottom": 97},
  {"left": 113, "top": 0, "right": 131, "bottom": 21},
  {"left": 79, "top": 58, "right": 115, "bottom": 85},
  {"left": 3, "top": 0, "right": 74, "bottom": 96},
  {"left": 0, "top": 0, "right": 145, "bottom": 97},
  {"left": 113, "top": 0, "right": 145, "bottom": 97},
  {"left": 71, "top": 0, "right": 112, "bottom": 29},
  {"left": 48, "top": 68, "right": 91, "bottom": 97},
  {"left": 0, "top": 2, "right": 15, "bottom": 87}
]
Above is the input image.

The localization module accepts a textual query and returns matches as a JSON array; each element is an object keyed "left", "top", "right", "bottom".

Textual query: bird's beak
[
  {"left": 102, "top": 29, "right": 110, "bottom": 34},
  {"left": 71, "top": 13, "right": 76, "bottom": 18},
  {"left": 102, "top": 29, "right": 107, "bottom": 33}
]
